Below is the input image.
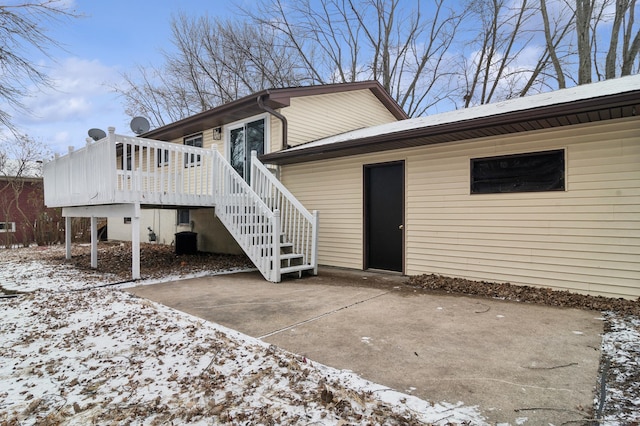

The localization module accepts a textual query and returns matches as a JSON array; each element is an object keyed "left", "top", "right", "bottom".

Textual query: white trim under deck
[{"left": 43, "top": 127, "right": 318, "bottom": 282}]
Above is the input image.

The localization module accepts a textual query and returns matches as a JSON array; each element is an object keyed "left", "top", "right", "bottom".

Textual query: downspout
[{"left": 257, "top": 94, "right": 288, "bottom": 151}]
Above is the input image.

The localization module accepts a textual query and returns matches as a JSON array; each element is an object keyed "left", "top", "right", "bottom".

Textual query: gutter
[{"left": 257, "top": 94, "right": 289, "bottom": 150}]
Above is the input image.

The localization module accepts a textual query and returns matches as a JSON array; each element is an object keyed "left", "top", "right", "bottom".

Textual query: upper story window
[
  {"left": 184, "top": 134, "right": 203, "bottom": 167},
  {"left": 470, "top": 149, "right": 565, "bottom": 194}
]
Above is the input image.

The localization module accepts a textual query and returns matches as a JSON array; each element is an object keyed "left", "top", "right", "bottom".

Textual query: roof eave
[
  {"left": 260, "top": 90, "right": 640, "bottom": 165},
  {"left": 141, "top": 81, "right": 407, "bottom": 141}
]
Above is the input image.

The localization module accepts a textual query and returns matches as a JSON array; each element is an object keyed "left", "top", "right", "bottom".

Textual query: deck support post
[
  {"left": 65, "top": 216, "right": 72, "bottom": 260},
  {"left": 90, "top": 216, "right": 98, "bottom": 269},
  {"left": 131, "top": 203, "right": 141, "bottom": 280}
]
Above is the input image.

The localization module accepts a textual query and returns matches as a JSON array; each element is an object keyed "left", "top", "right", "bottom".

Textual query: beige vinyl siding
[
  {"left": 282, "top": 90, "right": 399, "bottom": 148},
  {"left": 281, "top": 158, "right": 364, "bottom": 269},
  {"left": 269, "top": 115, "right": 283, "bottom": 154},
  {"left": 280, "top": 116, "right": 640, "bottom": 299}
]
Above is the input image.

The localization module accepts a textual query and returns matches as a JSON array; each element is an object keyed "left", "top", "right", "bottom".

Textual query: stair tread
[
  {"left": 280, "top": 264, "right": 314, "bottom": 274},
  {"left": 280, "top": 253, "right": 303, "bottom": 260}
]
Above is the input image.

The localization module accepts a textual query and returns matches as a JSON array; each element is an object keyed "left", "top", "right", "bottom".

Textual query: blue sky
[{"left": 13, "top": 0, "right": 237, "bottom": 155}]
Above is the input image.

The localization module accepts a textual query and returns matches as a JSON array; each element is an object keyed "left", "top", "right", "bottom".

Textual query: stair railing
[
  {"left": 211, "top": 146, "right": 281, "bottom": 282},
  {"left": 250, "top": 151, "right": 318, "bottom": 275}
]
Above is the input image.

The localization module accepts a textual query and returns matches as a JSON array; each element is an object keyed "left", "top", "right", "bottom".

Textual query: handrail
[
  {"left": 211, "top": 147, "right": 281, "bottom": 282},
  {"left": 250, "top": 151, "right": 318, "bottom": 273}
]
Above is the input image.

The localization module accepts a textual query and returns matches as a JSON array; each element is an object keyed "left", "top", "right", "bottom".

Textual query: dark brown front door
[{"left": 364, "top": 161, "right": 404, "bottom": 272}]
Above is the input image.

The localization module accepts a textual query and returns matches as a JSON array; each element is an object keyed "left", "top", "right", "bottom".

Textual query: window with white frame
[
  {"left": 184, "top": 134, "right": 203, "bottom": 167},
  {"left": 0, "top": 222, "right": 16, "bottom": 232},
  {"left": 156, "top": 148, "right": 169, "bottom": 166}
]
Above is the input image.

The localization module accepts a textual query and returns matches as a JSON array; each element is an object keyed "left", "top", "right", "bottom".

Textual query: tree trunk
[{"left": 575, "top": 0, "right": 594, "bottom": 84}]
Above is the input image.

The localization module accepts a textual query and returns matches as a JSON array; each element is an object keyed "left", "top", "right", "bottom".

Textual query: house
[
  {"left": 43, "top": 76, "right": 640, "bottom": 299},
  {"left": 43, "top": 81, "right": 406, "bottom": 281},
  {"left": 108, "top": 81, "right": 406, "bottom": 253},
  {"left": 260, "top": 75, "right": 640, "bottom": 300},
  {"left": 0, "top": 176, "right": 61, "bottom": 247}
]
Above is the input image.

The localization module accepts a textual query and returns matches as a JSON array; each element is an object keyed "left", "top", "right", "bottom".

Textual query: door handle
[{"left": 399, "top": 225, "right": 404, "bottom": 230}]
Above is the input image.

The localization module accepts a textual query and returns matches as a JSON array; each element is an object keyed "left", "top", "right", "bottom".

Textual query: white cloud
[
  {"left": 11, "top": 57, "right": 131, "bottom": 155},
  {"left": 22, "top": 57, "right": 121, "bottom": 123}
]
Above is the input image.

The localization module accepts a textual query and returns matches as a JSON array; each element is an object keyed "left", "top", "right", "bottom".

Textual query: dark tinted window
[
  {"left": 471, "top": 150, "right": 565, "bottom": 194},
  {"left": 177, "top": 209, "right": 190, "bottom": 225}
]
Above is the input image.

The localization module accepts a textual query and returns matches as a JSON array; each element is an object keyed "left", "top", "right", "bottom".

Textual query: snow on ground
[
  {"left": 0, "top": 289, "right": 485, "bottom": 425},
  {"left": 1, "top": 245, "right": 639, "bottom": 424},
  {"left": 0, "top": 244, "right": 252, "bottom": 293},
  {"left": 0, "top": 247, "right": 486, "bottom": 425},
  {"left": 597, "top": 314, "right": 640, "bottom": 423}
]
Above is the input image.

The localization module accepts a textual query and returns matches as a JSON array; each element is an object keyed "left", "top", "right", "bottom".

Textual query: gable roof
[
  {"left": 142, "top": 81, "right": 408, "bottom": 141},
  {"left": 260, "top": 75, "right": 640, "bottom": 165}
]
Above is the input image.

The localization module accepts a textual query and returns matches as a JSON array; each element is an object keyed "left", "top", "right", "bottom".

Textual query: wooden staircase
[
  {"left": 278, "top": 235, "right": 311, "bottom": 278},
  {"left": 212, "top": 148, "right": 318, "bottom": 283},
  {"left": 42, "top": 130, "right": 318, "bottom": 283}
]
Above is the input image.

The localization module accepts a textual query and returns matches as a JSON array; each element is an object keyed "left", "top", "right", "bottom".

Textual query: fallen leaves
[
  {"left": 408, "top": 273, "right": 640, "bottom": 317},
  {"left": 0, "top": 288, "right": 485, "bottom": 425}
]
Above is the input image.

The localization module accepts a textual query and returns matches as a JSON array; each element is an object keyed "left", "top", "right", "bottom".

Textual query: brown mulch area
[
  {"left": 54, "top": 242, "right": 254, "bottom": 281},
  {"left": 408, "top": 273, "right": 640, "bottom": 317}
]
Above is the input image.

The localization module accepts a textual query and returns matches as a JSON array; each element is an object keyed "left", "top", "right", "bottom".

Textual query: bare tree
[
  {"left": 539, "top": 0, "right": 576, "bottom": 89},
  {"left": 119, "top": 15, "right": 305, "bottom": 128},
  {"left": 605, "top": 0, "right": 640, "bottom": 77},
  {"left": 245, "top": 0, "right": 465, "bottom": 116},
  {"left": 538, "top": 0, "right": 639, "bottom": 86},
  {"left": 575, "top": 0, "right": 596, "bottom": 84},
  {"left": 0, "top": 134, "right": 50, "bottom": 247},
  {"left": 0, "top": 1, "right": 77, "bottom": 131},
  {"left": 458, "top": 0, "right": 545, "bottom": 107},
  {"left": 120, "top": 0, "right": 639, "bottom": 123}
]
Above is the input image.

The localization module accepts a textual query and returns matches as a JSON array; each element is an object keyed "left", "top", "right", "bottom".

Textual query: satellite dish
[
  {"left": 130, "top": 116, "right": 150, "bottom": 135},
  {"left": 88, "top": 128, "right": 107, "bottom": 141}
]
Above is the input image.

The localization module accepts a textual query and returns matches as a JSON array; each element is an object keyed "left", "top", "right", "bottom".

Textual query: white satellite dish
[
  {"left": 130, "top": 116, "right": 150, "bottom": 135},
  {"left": 88, "top": 128, "right": 107, "bottom": 141}
]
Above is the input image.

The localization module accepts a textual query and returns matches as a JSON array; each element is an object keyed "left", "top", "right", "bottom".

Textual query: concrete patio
[{"left": 127, "top": 268, "right": 604, "bottom": 425}]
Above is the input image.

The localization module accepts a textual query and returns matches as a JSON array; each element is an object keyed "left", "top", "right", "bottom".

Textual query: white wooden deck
[
  {"left": 44, "top": 128, "right": 216, "bottom": 209},
  {"left": 43, "top": 128, "right": 318, "bottom": 283}
]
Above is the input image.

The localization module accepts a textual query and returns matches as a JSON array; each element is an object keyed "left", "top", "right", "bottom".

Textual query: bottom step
[{"left": 280, "top": 264, "right": 315, "bottom": 277}]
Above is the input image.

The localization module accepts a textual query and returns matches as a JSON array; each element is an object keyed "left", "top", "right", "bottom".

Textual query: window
[
  {"left": 184, "top": 134, "right": 203, "bottom": 167},
  {"left": 125, "top": 145, "right": 133, "bottom": 171},
  {"left": 177, "top": 209, "right": 190, "bottom": 225},
  {"left": 123, "top": 217, "right": 131, "bottom": 224},
  {"left": 470, "top": 149, "right": 565, "bottom": 194},
  {"left": 157, "top": 148, "right": 169, "bottom": 166},
  {"left": 0, "top": 222, "right": 16, "bottom": 232},
  {"left": 229, "top": 118, "right": 265, "bottom": 181}
]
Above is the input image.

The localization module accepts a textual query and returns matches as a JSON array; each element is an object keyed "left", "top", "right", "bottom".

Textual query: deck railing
[
  {"left": 43, "top": 132, "right": 317, "bottom": 283},
  {"left": 43, "top": 128, "right": 216, "bottom": 208},
  {"left": 211, "top": 147, "right": 281, "bottom": 282},
  {"left": 250, "top": 151, "right": 318, "bottom": 275}
]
